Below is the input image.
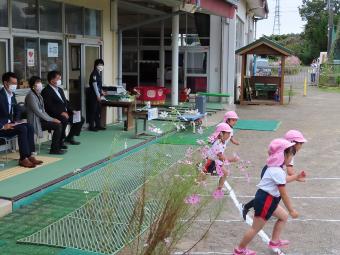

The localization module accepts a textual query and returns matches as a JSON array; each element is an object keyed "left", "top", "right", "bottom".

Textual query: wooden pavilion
[{"left": 235, "top": 36, "right": 293, "bottom": 105}]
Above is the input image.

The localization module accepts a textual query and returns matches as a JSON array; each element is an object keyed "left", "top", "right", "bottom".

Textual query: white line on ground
[
  {"left": 181, "top": 219, "right": 243, "bottom": 223},
  {"left": 237, "top": 195, "right": 340, "bottom": 199},
  {"left": 182, "top": 218, "right": 340, "bottom": 223},
  {"left": 291, "top": 219, "right": 340, "bottom": 222},
  {"left": 173, "top": 252, "right": 233, "bottom": 255},
  {"left": 223, "top": 180, "right": 285, "bottom": 255},
  {"left": 198, "top": 194, "right": 340, "bottom": 200},
  {"left": 229, "top": 176, "right": 340, "bottom": 180}
]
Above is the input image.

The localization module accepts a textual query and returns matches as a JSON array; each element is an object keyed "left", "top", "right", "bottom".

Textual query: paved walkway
[{"left": 174, "top": 78, "right": 340, "bottom": 254}]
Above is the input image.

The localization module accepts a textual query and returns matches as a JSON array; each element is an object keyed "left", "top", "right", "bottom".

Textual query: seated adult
[
  {"left": 25, "top": 76, "right": 65, "bottom": 155},
  {"left": 41, "top": 71, "right": 84, "bottom": 146},
  {"left": 0, "top": 72, "right": 43, "bottom": 168}
]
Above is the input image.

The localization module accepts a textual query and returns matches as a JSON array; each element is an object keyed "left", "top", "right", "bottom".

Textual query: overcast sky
[{"left": 257, "top": 0, "right": 306, "bottom": 37}]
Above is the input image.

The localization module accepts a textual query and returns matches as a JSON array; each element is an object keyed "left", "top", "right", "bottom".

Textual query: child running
[
  {"left": 233, "top": 138, "right": 300, "bottom": 255},
  {"left": 203, "top": 123, "right": 238, "bottom": 190},
  {"left": 242, "top": 130, "right": 307, "bottom": 220},
  {"left": 223, "top": 111, "right": 240, "bottom": 146}
]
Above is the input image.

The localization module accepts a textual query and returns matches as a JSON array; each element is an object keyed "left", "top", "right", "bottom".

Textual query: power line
[{"left": 273, "top": 0, "right": 281, "bottom": 35}]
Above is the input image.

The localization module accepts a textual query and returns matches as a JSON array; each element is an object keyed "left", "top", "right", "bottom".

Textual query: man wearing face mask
[
  {"left": 87, "top": 59, "right": 106, "bottom": 131},
  {"left": 41, "top": 71, "right": 84, "bottom": 146},
  {"left": 0, "top": 72, "right": 43, "bottom": 168},
  {"left": 25, "top": 76, "right": 64, "bottom": 155}
]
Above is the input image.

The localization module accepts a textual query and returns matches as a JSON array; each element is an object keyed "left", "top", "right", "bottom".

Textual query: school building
[{"left": 0, "top": 0, "right": 269, "bottom": 124}]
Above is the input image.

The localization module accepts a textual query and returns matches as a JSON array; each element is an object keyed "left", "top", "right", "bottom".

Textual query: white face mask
[
  {"left": 97, "top": 65, "right": 104, "bottom": 72},
  {"left": 56, "top": 79, "right": 62, "bottom": 87},
  {"left": 9, "top": 84, "right": 17, "bottom": 93},
  {"left": 36, "top": 82, "right": 43, "bottom": 93}
]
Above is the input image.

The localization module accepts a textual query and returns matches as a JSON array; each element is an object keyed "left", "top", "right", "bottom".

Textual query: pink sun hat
[
  {"left": 267, "top": 138, "right": 296, "bottom": 167},
  {"left": 210, "top": 123, "right": 233, "bottom": 141},
  {"left": 284, "top": 130, "right": 307, "bottom": 143},
  {"left": 223, "top": 111, "right": 239, "bottom": 122}
]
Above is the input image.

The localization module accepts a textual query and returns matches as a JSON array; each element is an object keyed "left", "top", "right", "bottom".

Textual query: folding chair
[
  {"left": 35, "top": 130, "right": 52, "bottom": 154},
  {"left": 0, "top": 135, "right": 17, "bottom": 167}
]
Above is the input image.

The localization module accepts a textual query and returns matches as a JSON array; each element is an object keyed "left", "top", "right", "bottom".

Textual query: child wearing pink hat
[
  {"left": 284, "top": 130, "right": 307, "bottom": 180},
  {"left": 242, "top": 130, "right": 307, "bottom": 220},
  {"left": 201, "top": 123, "right": 238, "bottom": 189},
  {"left": 223, "top": 111, "right": 240, "bottom": 146},
  {"left": 234, "top": 138, "right": 300, "bottom": 255}
]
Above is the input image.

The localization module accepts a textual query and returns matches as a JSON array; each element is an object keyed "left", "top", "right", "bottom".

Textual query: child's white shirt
[
  {"left": 226, "top": 129, "right": 233, "bottom": 144},
  {"left": 207, "top": 139, "right": 227, "bottom": 166},
  {"left": 257, "top": 166, "right": 286, "bottom": 197}
]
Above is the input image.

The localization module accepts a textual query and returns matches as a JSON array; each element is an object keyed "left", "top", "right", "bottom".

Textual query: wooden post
[
  {"left": 240, "top": 54, "right": 247, "bottom": 103},
  {"left": 280, "top": 56, "right": 286, "bottom": 105}
]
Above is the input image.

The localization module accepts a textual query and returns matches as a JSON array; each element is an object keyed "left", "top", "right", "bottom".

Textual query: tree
[
  {"left": 267, "top": 34, "right": 305, "bottom": 62},
  {"left": 298, "top": 0, "right": 340, "bottom": 64}
]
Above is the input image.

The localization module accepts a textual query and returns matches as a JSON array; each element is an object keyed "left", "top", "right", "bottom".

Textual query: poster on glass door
[
  {"left": 27, "top": 49, "right": 35, "bottom": 67},
  {"left": 48, "top": 43, "right": 58, "bottom": 58}
]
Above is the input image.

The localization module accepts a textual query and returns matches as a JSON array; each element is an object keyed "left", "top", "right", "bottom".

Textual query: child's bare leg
[
  {"left": 196, "top": 171, "right": 206, "bottom": 183},
  {"left": 217, "top": 167, "right": 228, "bottom": 189},
  {"left": 238, "top": 217, "right": 266, "bottom": 249},
  {"left": 271, "top": 205, "right": 288, "bottom": 242}
]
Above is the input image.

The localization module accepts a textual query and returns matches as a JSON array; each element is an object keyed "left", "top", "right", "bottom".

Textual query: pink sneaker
[
  {"left": 233, "top": 247, "right": 256, "bottom": 255},
  {"left": 268, "top": 239, "right": 290, "bottom": 249}
]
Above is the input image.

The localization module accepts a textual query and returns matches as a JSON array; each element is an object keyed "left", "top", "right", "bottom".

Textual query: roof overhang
[
  {"left": 247, "top": 0, "right": 269, "bottom": 19},
  {"left": 184, "top": 0, "right": 237, "bottom": 18},
  {"left": 236, "top": 36, "right": 293, "bottom": 56}
]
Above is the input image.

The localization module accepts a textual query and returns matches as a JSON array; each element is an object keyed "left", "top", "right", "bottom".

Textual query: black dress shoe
[
  {"left": 49, "top": 149, "right": 66, "bottom": 155},
  {"left": 65, "top": 138, "right": 81, "bottom": 145},
  {"left": 88, "top": 127, "right": 98, "bottom": 132},
  {"left": 61, "top": 144, "right": 68, "bottom": 149},
  {"left": 96, "top": 126, "right": 106, "bottom": 130}
]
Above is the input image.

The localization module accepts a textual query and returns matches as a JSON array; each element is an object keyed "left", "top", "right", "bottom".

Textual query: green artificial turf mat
[{"left": 234, "top": 119, "right": 281, "bottom": 131}]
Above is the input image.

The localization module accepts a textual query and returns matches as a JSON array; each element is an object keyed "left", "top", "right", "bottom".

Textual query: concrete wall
[
  {"left": 209, "top": 15, "right": 222, "bottom": 100},
  {"left": 233, "top": 0, "right": 257, "bottom": 102},
  {"left": 209, "top": 14, "right": 237, "bottom": 104},
  {"left": 225, "top": 15, "right": 237, "bottom": 103}
]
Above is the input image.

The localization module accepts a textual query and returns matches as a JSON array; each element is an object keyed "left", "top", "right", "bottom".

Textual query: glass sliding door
[
  {"left": 84, "top": 45, "right": 100, "bottom": 89},
  {"left": 40, "top": 39, "right": 63, "bottom": 84},
  {"left": 67, "top": 41, "right": 101, "bottom": 120},
  {"left": 185, "top": 50, "right": 208, "bottom": 93},
  {"left": 0, "top": 40, "right": 8, "bottom": 85},
  {"left": 13, "top": 37, "right": 39, "bottom": 89},
  {"left": 84, "top": 45, "right": 100, "bottom": 122},
  {"left": 68, "top": 43, "right": 82, "bottom": 111}
]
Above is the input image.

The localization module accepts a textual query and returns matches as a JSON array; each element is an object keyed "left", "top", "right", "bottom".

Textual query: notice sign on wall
[
  {"left": 27, "top": 49, "right": 35, "bottom": 67},
  {"left": 47, "top": 43, "right": 58, "bottom": 57}
]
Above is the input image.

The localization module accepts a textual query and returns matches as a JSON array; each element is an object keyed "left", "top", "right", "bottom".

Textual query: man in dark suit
[
  {"left": 41, "top": 71, "right": 84, "bottom": 146},
  {"left": 0, "top": 72, "right": 43, "bottom": 168}
]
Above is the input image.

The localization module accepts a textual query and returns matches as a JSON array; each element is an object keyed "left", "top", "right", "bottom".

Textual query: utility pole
[
  {"left": 327, "top": 0, "right": 334, "bottom": 57},
  {"left": 273, "top": 0, "right": 281, "bottom": 35}
]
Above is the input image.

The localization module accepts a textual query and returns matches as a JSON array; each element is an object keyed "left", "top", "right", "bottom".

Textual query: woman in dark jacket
[
  {"left": 87, "top": 59, "right": 106, "bottom": 131},
  {"left": 25, "top": 76, "right": 65, "bottom": 154}
]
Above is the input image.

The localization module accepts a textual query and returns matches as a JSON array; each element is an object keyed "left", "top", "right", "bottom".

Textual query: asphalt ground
[{"left": 174, "top": 76, "right": 340, "bottom": 255}]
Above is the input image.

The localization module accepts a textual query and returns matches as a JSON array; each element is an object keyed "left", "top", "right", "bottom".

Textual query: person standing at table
[{"left": 88, "top": 59, "right": 106, "bottom": 132}]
